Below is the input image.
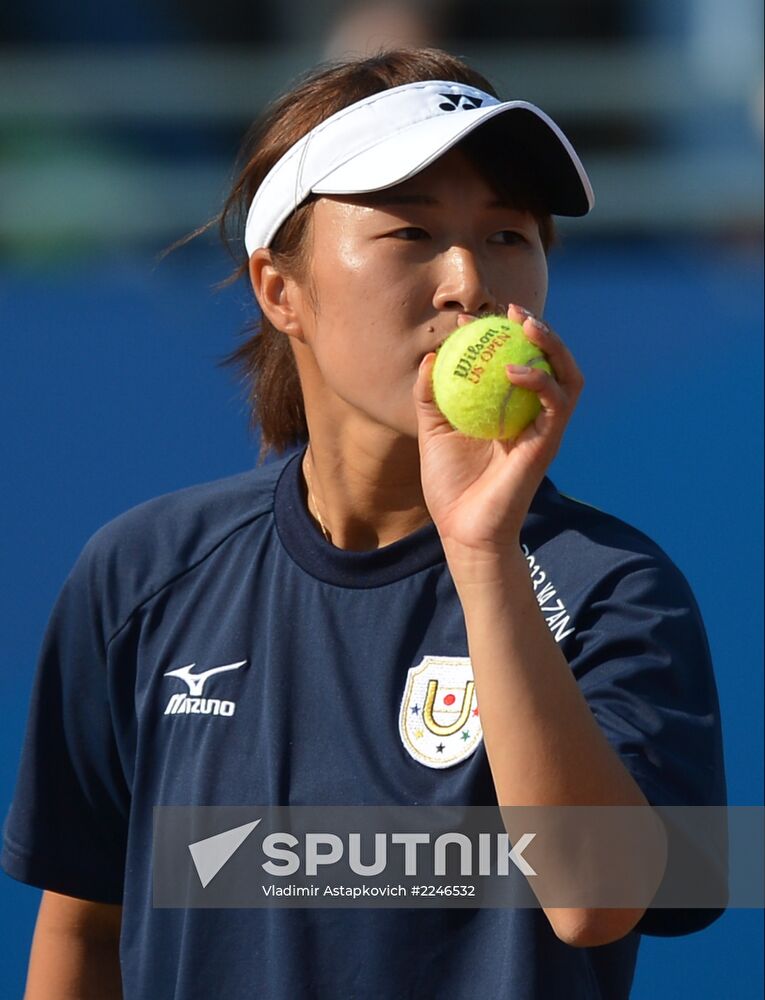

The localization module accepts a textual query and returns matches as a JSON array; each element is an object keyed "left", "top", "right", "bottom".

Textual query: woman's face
[{"left": 291, "top": 145, "right": 549, "bottom": 440}]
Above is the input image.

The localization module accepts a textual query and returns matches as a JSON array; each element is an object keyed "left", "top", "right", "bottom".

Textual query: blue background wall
[{"left": 1, "top": 236, "right": 762, "bottom": 996}]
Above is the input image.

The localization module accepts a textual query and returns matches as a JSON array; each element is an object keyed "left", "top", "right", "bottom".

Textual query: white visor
[{"left": 244, "top": 79, "right": 594, "bottom": 255}]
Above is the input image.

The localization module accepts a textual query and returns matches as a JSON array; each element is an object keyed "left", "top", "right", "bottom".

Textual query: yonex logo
[
  {"left": 438, "top": 93, "right": 484, "bottom": 112},
  {"left": 163, "top": 660, "right": 246, "bottom": 718}
]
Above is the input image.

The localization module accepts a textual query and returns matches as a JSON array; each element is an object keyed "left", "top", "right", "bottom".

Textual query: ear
[{"left": 248, "top": 248, "right": 308, "bottom": 341}]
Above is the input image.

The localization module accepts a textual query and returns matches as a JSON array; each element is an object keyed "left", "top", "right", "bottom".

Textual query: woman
[{"left": 2, "top": 47, "right": 726, "bottom": 999}]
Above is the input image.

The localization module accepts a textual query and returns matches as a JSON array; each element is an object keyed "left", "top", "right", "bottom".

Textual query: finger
[
  {"left": 414, "top": 352, "right": 437, "bottom": 404},
  {"left": 506, "top": 303, "right": 580, "bottom": 397},
  {"left": 506, "top": 302, "right": 532, "bottom": 324},
  {"left": 413, "top": 352, "right": 453, "bottom": 437},
  {"left": 504, "top": 364, "right": 569, "bottom": 418},
  {"left": 518, "top": 315, "right": 584, "bottom": 399},
  {"left": 504, "top": 365, "right": 574, "bottom": 464}
]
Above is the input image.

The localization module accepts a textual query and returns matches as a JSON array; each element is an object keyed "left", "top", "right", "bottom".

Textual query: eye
[
  {"left": 391, "top": 227, "right": 429, "bottom": 240},
  {"left": 489, "top": 230, "right": 529, "bottom": 246}
]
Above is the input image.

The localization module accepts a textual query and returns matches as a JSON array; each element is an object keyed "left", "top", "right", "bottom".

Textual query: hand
[{"left": 413, "top": 304, "right": 583, "bottom": 563}]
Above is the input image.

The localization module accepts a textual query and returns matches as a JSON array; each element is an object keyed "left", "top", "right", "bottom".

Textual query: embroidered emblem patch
[{"left": 399, "top": 656, "right": 482, "bottom": 769}]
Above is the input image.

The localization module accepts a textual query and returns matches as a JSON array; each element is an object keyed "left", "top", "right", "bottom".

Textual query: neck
[{"left": 301, "top": 440, "right": 433, "bottom": 551}]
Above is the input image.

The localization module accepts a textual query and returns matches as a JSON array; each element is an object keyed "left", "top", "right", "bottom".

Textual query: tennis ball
[{"left": 432, "top": 315, "right": 552, "bottom": 440}]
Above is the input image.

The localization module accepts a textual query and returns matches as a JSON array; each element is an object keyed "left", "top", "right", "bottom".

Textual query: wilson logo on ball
[{"left": 432, "top": 315, "right": 552, "bottom": 440}]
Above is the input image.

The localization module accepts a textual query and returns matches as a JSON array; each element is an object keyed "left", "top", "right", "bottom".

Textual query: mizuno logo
[
  {"left": 163, "top": 660, "right": 246, "bottom": 718},
  {"left": 438, "top": 93, "right": 483, "bottom": 112},
  {"left": 164, "top": 660, "right": 246, "bottom": 695}
]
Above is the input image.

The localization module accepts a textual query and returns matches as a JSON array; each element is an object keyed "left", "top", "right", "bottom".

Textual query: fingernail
[
  {"left": 528, "top": 317, "right": 548, "bottom": 334},
  {"left": 506, "top": 364, "right": 531, "bottom": 374},
  {"left": 511, "top": 304, "right": 532, "bottom": 316}
]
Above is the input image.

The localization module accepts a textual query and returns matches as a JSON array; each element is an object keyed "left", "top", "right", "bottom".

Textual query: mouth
[
  {"left": 429, "top": 314, "right": 477, "bottom": 352},
  {"left": 428, "top": 310, "right": 503, "bottom": 356},
  {"left": 456, "top": 312, "right": 480, "bottom": 328}
]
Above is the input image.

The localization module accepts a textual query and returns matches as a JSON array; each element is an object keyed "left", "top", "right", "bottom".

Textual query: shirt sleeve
[
  {"left": 569, "top": 554, "right": 727, "bottom": 937},
  {"left": 1, "top": 541, "right": 130, "bottom": 904}
]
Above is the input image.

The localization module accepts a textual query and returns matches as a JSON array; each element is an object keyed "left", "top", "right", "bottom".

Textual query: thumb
[{"left": 413, "top": 352, "right": 451, "bottom": 437}]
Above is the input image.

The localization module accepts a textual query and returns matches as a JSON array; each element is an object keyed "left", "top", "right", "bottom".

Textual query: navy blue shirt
[{"left": 1, "top": 446, "right": 726, "bottom": 999}]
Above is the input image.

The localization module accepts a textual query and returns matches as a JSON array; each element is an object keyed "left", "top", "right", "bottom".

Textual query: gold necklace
[{"left": 303, "top": 447, "right": 331, "bottom": 543}]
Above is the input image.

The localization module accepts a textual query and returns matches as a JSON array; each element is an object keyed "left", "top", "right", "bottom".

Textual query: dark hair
[{"left": 176, "top": 48, "right": 557, "bottom": 465}]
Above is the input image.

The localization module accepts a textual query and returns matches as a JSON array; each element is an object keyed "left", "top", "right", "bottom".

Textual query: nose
[{"left": 432, "top": 245, "right": 497, "bottom": 317}]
